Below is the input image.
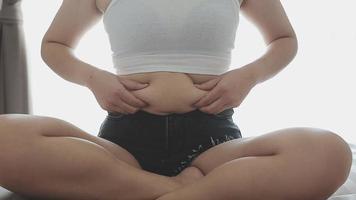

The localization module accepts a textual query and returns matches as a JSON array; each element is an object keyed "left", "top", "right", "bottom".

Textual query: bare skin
[
  {"left": 0, "top": 115, "right": 352, "bottom": 200},
  {"left": 156, "top": 128, "right": 353, "bottom": 200},
  {"left": 0, "top": 0, "right": 353, "bottom": 199},
  {"left": 171, "top": 166, "right": 205, "bottom": 186},
  {"left": 0, "top": 114, "right": 183, "bottom": 199}
]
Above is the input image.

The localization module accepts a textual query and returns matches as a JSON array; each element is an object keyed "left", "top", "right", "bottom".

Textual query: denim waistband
[{"left": 108, "top": 107, "right": 235, "bottom": 119}]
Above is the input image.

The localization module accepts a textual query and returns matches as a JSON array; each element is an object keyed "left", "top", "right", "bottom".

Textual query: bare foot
[{"left": 171, "top": 166, "right": 205, "bottom": 187}]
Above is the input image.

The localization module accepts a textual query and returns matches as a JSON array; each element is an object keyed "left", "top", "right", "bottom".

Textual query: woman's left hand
[{"left": 192, "top": 68, "right": 257, "bottom": 114}]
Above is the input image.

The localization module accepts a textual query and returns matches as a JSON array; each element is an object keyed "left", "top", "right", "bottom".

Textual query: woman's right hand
[{"left": 86, "top": 69, "right": 149, "bottom": 114}]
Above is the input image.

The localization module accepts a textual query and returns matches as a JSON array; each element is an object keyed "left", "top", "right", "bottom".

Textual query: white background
[{"left": 22, "top": 0, "right": 356, "bottom": 144}]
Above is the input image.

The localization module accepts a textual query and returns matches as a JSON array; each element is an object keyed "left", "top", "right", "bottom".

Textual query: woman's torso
[
  {"left": 97, "top": 0, "right": 223, "bottom": 115},
  {"left": 118, "top": 72, "right": 219, "bottom": 115}
]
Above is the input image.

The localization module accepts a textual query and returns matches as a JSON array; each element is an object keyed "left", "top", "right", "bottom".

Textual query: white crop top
[{"left": 103, "top": 0, "right": 244, "bottom": 75}]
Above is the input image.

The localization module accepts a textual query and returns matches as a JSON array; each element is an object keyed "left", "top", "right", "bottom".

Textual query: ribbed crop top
[{"left": 103, "top": 0, "right": 244, "bottom": 75}]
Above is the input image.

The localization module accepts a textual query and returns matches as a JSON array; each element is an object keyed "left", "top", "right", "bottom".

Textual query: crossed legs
[
  {"left": 0, "top": 114, "right": 352, "bottom": 200},
  {"left": 157, "top": 127, "right": 353, "bottom": 200}
]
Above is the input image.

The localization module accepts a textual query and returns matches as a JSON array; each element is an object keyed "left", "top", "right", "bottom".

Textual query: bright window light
[{"left": 22, "top": 0, "right": 356, "bottom": 144}]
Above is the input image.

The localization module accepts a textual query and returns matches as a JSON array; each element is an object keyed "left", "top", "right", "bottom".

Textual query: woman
[{"left": 0, "top": 0, "right": 352, "bottom": 199}]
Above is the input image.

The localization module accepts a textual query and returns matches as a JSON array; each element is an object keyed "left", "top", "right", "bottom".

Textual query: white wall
[{"left": 22, "top": 0, "right": 356, "bottom": 143}]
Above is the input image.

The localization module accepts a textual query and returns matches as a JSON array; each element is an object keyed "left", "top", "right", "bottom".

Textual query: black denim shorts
[{"left": 97, "top": 108, "right": 242, "bottom": 177}]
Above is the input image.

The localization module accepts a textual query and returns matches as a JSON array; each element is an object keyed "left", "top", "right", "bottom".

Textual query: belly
[{"left": 117, "top": 71, "right": 221, "bottom": 115}]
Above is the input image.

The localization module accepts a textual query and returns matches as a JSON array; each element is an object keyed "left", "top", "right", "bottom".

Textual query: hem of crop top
[
  {"left": 111, "top": 53, "right": 231, "bottom": 75},
  {"left": 114, "top": 65, "right": 230, "bottom": 76}
]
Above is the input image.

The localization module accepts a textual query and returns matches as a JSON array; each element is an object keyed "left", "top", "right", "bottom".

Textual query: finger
[
  {"left": 118, "top": 88, "right": 148, "bottom": 108},
  {"left": 120, "top": 78, "right": 149, "bottom": 91},
  {"left": 119, "top": 99, "right": 141, "bottom": 114},
  {"left": 193, "top": 87, "right": 221, "bottom": 107},
  {"left": 194, "top": 78, "right": 220, "bottom": 91},
  {"left": 108, "top": 103, "right": 128, "bottom": 114},
  {"left": 200, "top": 98, "right": 226, "bottom": 114},
  {"left": 110, "top": 96, "right": 140, "bottom": 114}
]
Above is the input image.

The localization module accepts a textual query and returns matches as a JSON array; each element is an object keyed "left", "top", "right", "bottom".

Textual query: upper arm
[
  {"left": 239, "top": 0, "right": 297, "bottom": 45},
  {"left": 42, "top": 0, "right": 103, "bottom": 49}
]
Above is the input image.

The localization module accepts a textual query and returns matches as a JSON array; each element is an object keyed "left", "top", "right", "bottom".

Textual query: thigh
[
  {"left": 0, "top": 114, "right": 142, "bottom": 169},
  {"left": 190, "top": 127, "right": 331, "bottom": 175}
]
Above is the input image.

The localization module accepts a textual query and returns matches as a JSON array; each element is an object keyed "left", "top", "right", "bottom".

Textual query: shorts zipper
[{"left": 165, "top": 116, "right": 169, "bottom": 153}]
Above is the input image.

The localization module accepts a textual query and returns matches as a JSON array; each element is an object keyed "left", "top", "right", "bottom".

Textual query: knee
[
  {"left": 315, "top": 130, "right": 353, "bottom": 184},
  {"left": 0, "top": 114, "right": 11, "bottom": 132},
  {"left": 293, "top": 128, "right": 353, "bottom": 191},
  {"left": 0, "top": 115, "right": 43, "bottom": 174}
]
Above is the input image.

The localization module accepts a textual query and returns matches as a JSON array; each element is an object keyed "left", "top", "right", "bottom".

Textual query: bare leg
[
  {"left": 171, "top": 166, "right": 205, "bottom": 187},
  {"left": 156, "top": 128, "right": 353, "bottom": 200},
  {"left": 0, "top": 114, "right": 181, "bottom": 200}
]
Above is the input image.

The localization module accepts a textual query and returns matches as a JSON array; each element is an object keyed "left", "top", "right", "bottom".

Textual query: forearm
[
  {"left": 241, "top": 36, "right": 298, "bottom": 85},
  {"left": 41, "top": 41, "right": 103, "bottom": 88}
]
